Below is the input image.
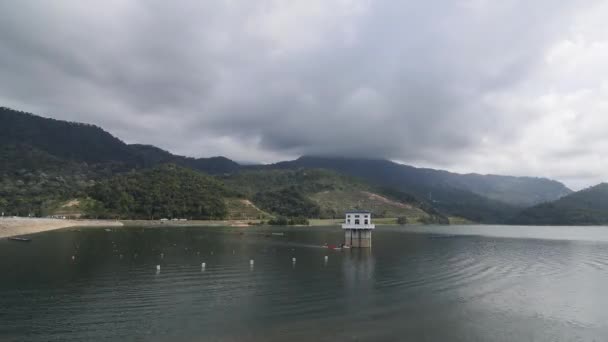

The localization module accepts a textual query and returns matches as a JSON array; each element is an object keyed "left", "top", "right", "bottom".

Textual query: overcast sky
[{"left": 1, "top": 1, "right": 607, "bottom": 190}]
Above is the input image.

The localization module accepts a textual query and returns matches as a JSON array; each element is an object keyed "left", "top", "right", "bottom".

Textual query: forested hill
[
  {"left": 221, "top": 169, "right": 447, "bottom": 223},
  {"left": 87, "top": 164, "right": 230, "bottom": 220},
  {"left": 129, "top": 144, "right": 239, "bottom": 175},
  {"left": 511, "top": 183, "right": 608, "bottom": 225},
  {"left": 261, "top": 156, "right": 572, "bottom": 223},
  {"left": 1, "top": 107, "right": 139, "bottom": 164},
  {"left": 0, "top": 107, "right": 240, "bottom": 175},
  {"left": 0, "top": 106, "right": 578, "bottom": 224},
  {"left": 269, "top": 156, "right": 571, "bottom": 207}
]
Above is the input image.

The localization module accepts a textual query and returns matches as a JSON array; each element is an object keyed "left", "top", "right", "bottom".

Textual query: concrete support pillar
[{"left": 344, "top": 229, "right": 372, "bottom": 248}]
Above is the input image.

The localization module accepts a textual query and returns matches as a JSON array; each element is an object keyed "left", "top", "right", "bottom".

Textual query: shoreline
[
  {"left": 1, "top": 217, "right": 443, "bottom": 239},
  {"left": 0, "top": 217, "right": 123, "bottom": 239}
]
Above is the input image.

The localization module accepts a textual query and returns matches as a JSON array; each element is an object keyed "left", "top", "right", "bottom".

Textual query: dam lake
[{"left": 2, "top": 225, "right": 608, "bottom": 341}]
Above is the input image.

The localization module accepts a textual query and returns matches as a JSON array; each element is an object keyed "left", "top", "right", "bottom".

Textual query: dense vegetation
[
  {"left": 87, "top": 165, "right": 229, "bottom": 219},
  {"left": 268, "top": 156, "right": 571, "bottom": 206},
  {"left": 129, "top": 144, "right": 239, "bottom": 174},
  {"left": 0, "top": 107, "right": 240, "bottom": 175},
  {"left": 253, "top": 187, "right": 321, "bottom": 218},
  {"left": 222, "top": 169, "right": 440, "bottom": 221},
  {"left": 267, "top": 216, "right": 310, "bottom": 225},
  {"left": 0, "top": 144, "right": 96, "bottom": 216},
  {"left": 2, "top": 106, "right": 591, "bottom": 225},
  {"left": 262, "top": 156, "right": 556, "bottom": 223},
  {"left": 221, "top": 169, "right": 367, "bottom": 197},
  {"left": 1, "top": 107, "right": 139, "bottom": 164},
  {"left": 511, "top": 184, "right": 608, "bottom": 225}
]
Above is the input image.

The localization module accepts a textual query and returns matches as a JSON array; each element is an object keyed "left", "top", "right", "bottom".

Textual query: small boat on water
[
  {"left": 8, "top": 237, "right": 31, "bottom": 242},
  {"left": 323, "top": 243, "right": 346, "bottom": 250}
]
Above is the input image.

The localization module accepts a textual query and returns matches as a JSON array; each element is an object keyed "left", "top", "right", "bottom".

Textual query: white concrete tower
[{"left": 342, "top": 211, "right": 375, "bottom": 248}]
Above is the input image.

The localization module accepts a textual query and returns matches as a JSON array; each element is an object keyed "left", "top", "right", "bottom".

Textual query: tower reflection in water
[{"left": 342, "top": 248, "right": 376, "bottom": 311}]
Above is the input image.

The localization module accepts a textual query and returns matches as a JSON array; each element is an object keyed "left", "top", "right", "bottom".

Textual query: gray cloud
[{"left": 1, "top": 0, "right": 607, "bottom": 189}]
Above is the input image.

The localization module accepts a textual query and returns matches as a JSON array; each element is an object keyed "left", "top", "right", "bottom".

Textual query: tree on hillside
[
  {"left": 253, "top": 187, "right": 321, "bottom": 218},
  {"left": 87, "top": 164, "right": 229, "bottom": 220}
]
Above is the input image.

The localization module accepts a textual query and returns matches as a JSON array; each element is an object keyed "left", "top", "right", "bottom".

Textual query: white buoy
[
  {"left": 211, "top": 251, "right": 214, "bottom": 255},
  {"left": 324, "top": 255, "right": 328, "bottom": 265},
  {"left": 250, "top": 259, "right": 254, "bottom": 265},
  {"left": 160, "top": 253, "right": 164, "bottom": 259},
  {"left": 202, "top": 262, "right": 206, "bottom": 268},
  {"left": 156, "top": 265, "right": 161, "bottom": 271},
  {"left": 71, "top": 255, "right": 75, "bottom": 261},
  {"left": 292, "top": 257, "right": 296, "bottom": 263}
]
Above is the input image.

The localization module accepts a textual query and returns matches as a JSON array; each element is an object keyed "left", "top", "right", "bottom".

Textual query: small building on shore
[{"left": 342, "top": 211, "right": 375, "bottom": 248}]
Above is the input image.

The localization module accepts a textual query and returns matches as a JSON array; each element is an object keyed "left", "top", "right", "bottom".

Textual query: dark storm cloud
[{"left": 0, "top": 0, "right": 606, "bottom": 188}]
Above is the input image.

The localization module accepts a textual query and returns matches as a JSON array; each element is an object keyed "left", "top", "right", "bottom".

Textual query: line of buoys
[{"left": 150, "top": 254, "right": 344, "bottom": 274}]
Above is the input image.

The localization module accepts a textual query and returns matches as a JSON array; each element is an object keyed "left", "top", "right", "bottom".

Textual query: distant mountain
[
  {"left": 0, "top": 106, "right": 575, "bottom": 224},
  {"left": 511, "top": 183, "right": 608, "bottom": 225},
  {"left": 1, "top": 107, "right": 140, "bottom": 164},
  {"left": 129, "top": 144, "right": 240, "bottom": 175},
  {"left": 221, "top": 169, "right": 445, "bottom": 223},
  {"left": 261, "top": 156, "right": 572, "bottom": 223},
  {"left": 0, "top": 107, "right": 241, "bottom": 217},
  {"left": 270, "top": 156, "right": 571, "bottom": 206},
  {"left": 0, "top": 107, "right": 240, "bottom": 175}
]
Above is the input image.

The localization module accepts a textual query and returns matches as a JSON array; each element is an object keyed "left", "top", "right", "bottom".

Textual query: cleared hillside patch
[
  {"left": 309, "top": 190, "right": 430, "bottom": 222},
  {"left": 225, "top": 198, "right": 271, "bottom": 220}
]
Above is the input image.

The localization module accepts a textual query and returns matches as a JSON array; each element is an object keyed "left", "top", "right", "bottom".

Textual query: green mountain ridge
[
  {"left": 221, "top": 168, "right": 442, "bottom": 222},
  {"left": 257, "top": 156, "right": 572, "bottom": 223},
  {"left": 87, "top": 164, "right": 229, "bottom": 220},
  {"left": 0, "top": 106, "right": 587, "bottom": 224},
  {"left": 511, "top": 183, "right": 608, "bottom": 225},
  {"left": 267, "top": 156, "right": 572, "bottom": 206}
]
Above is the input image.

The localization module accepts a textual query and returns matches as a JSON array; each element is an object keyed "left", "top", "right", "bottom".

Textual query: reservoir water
[{"left": 2, "top": 225, "right": 608, "bottom": 341}]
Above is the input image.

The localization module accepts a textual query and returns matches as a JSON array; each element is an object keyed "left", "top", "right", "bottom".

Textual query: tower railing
[{"left": 341, "top": 224, "right": 375, "bottom": 230}]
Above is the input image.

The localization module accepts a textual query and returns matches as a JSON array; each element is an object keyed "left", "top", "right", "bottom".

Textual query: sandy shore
[
  {"left": 120, "top": 219, "right": 258, "bottom": 227},
  {"left": 0, "top": 217, "right": 123, "bottom": 238}
]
